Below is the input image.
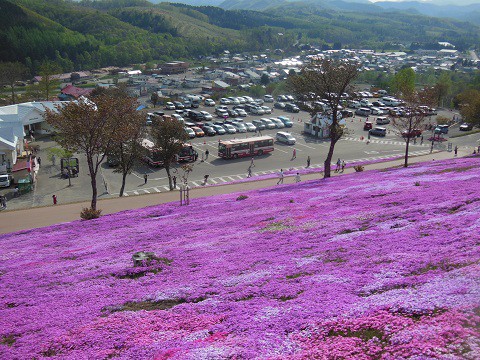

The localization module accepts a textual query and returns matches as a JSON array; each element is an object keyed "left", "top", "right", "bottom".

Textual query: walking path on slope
[{"left": 0, "top": 151, "right": 469, "bottom": 235}]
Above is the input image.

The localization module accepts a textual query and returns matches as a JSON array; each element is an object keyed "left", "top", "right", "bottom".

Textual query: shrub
[
  {"left": 80, "top": 207, "right": 102, "bottom": 220},
  {"left": 289, "top": 199, "right": 295, "bottom": 203},
  {"left": 415, "top": 181, "right": 421, "bottom": 186},
  {"left": 354, "top": 165, "right": 364, "bottom": 172},
  {"left": 236, "top": 195, "right": 248, "bottom": 201}
]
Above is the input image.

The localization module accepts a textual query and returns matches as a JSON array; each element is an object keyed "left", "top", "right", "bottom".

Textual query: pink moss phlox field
[{"left": 1, "top": 157, "right": 479, "bottom": 359}]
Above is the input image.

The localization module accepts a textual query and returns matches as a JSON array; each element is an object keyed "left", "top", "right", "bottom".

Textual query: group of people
[{"left": 335, "top": 158, "right": 346, "bottom": 173}]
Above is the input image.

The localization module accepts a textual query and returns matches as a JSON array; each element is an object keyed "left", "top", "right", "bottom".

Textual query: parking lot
[{"left": 1, "top": 95, "right": 472, "bottom": 210}]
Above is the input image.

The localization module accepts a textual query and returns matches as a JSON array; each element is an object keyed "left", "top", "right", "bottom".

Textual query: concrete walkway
[{"left": 0, "top": 150, "right": 468, "bottom": 235}]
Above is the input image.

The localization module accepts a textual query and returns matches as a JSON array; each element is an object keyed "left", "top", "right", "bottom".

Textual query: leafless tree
[
  {"left": 150, "top": 116, "right": 189, "bottom": 190},
  {"left": 390, "top": 88, "right": 437, "bottom": 167},
  {"left": 288, "top": 58, "right": 360, "bottom": 178},
  {"left": 0, "top": 62, "right": 28, "bottom": 104},
  {"left": 45, "top": 93, "right": 139, "bottom": 211}
]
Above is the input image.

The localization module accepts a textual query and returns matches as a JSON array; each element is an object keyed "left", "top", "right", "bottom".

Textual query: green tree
[
  {"left": 288, "top": 58, "right": 360, "bottom": 178},
  {"left": 150, "top": 117, "right": 189, "bottom": 190},
  {"left": 457, "top": 89, "right": 480, "bottom": 127},
  {"left": 435, "top": 72, "right": 452, "bottom": 108},
  {"left": 38, "top": 61, "right": 62, "bottom": 101},
  {"left": 151, "top": 92, "right": 159, "bottom": 107},
  {"left": 0, "top": 62, "right": 28, "bottom": 104},
  {"left": 391, "top": 67, "right": 415, "bottom": 98},
  {"left": 260, "top": 73, "right": 270, "bottom": 86},
  {"left": 45, "top": 93, "right": 134, "bottom": 211}
]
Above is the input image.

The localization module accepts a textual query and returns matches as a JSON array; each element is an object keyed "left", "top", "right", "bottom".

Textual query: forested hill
[{"left": 1, "top": 0, "right": 479, "bottom": 74}]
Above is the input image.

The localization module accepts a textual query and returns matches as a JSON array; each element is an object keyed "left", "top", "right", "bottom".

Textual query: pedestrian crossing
[
  {"left": 340, "top": 136, "right": 428, "bottom": 147},
  {"left": 113, "top": 150, "right": 432, "bottom": 197}
]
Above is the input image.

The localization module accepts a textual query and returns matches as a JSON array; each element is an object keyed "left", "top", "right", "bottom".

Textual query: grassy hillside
[
  {"left": 1, "top": 157, "right": 479, "bottom": 358},
  {"left": 1, "top": 0, "right": 479, "bottom": 71}
]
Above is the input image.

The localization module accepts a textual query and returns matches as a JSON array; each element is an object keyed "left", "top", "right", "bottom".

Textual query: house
[
  {"left": 0, "top": 101, "right": 68, "bottom": 155},
  {"left": 0, "top": 127, "right": 18, "bottom": 170},
  {"left": 160, "top": 61, "right": 189, "bottom": 75},
  {"left": 304, "top": 113, "right": 346, "bottom": 139},
  {"left": 59, "top": 84, "right": 94, "bottom": 101}
]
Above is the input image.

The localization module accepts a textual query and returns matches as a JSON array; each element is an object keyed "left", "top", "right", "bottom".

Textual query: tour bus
[
  {"left": 218, "top": 136, "right": 274, "bottom": 159},
  {"left": 142, "top": 139, "right": 198, "bottom": 167}
]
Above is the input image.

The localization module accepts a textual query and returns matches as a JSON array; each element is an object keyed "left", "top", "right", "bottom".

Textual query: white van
[
  {"left": 276, "top": 132, "right": 296, "bottom": 145},
  {"left": 382, "top": 97, "right": 400, "bottom": 106},
  {"left": 355, "top": 107, "right": 372, "bottom": 116},
  {"left": 376, "top": 116, "right": 390, "bottom": 125}
]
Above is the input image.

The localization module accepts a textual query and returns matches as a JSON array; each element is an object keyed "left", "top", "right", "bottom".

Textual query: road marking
[
  {"left": 209, "top": 178, "right": 218, "bottom": 184},
  {"left": 295, "top": 142, "right": 316, "bottom": 149},
  {"left": 154, "top": 187, "right": 162, "bottom": 192},
  {"left": 191, "top": 181, "right": 201, "bottom": 187},
  {"left": 218, "top": 177, "right": 226, "bottom": 182}
]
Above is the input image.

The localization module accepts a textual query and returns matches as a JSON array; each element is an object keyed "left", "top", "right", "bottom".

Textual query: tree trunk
[
  {"left": 404, "top": 138, "right": 410, "bottom": 167},
  {"left": 324, "top": 139, "right": 336, "bottom": 178},
  {"left": 165, "top": 165, "right": 172, "bottom": 190},
  {"left": 119, "top": 172, "right": 127, "bottom": 197},
  {"left": 88, "top": 158, "right": 98, "bottom": 210}
]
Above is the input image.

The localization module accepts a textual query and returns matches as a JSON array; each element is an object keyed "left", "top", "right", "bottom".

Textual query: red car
[
  {"left": 402, "top": 129, "right": 422, "bottom": 138},
  {"left": 363, "top": 121, "right": 373, "bottom": 131}
]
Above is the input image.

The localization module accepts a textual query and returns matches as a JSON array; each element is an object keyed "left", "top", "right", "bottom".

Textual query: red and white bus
[
  {"left": 218, "top": 136, "right": 274, "bottom": 159},
  {"left": 142, "top": 139, "right": 198, "bottom": 167}
]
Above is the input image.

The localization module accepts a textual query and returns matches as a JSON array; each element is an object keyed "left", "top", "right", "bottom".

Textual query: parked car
[
  {"left": 252, "top": 119, "right": 266, "bottom": 130},
  {"left": 203, "top": 126, "right": 216, "bottom": 136},
  {"left": 173, "top": 101, "right": 184, "bottom": 110},
  {"left": 261, "top": 106, "right": 272, "bottom": 114},
  {"left": 277, "top": 116, "right": 293, "bottom": 128},
  {"left": 270, "top": 118, "right": 285, "bottom": 129},
  {"left": 227, "top": 109, "right": 239, "bottom": 117},
  {"left": 184, "top": 127, "right": 196, "bottom": 138},
  {"left": 244, "top": 122, "right": 257, "bottom": 132},
  {"left": 0, "top": 173, "right": 14, "bottom": 188},
  {"left": 276, "top": 132, "right": 296, "bottom": 145},
  {"left": 220, "top": 98, "right": 231, "bottom": 105},
  {"left": 364, "top": 121, "right": 373, "bottom": 130},
  {"left": 285, "top": 103, "right": 300, "bottom": 113},
  {"left": 356, "top": 107, "right": 372, "bottom": 116},
  {"left": 236, "top": 109, "right": 247, "bottom": 117},
  {"left": 232, "top": 122, "right": 247, "bottom": 133},
  {"left": 341, "top": 110, "right": 354, "bottom": 118},
  {"left": 348, "top": 100, "right": 361, "bottom": 109},
  {"left": 172, "top": 113, "right": 185, "bottom": 122},
  {"left": 212, "top": 124, "right": 226, "bottom": 135},
  {"left": 165, "top": 102, "right": 175, "bottom": 110},
  {"left": 260, "top": 118, "right": 276, "bottom": 129},
  {"left": 183, "top": 100, "right": 192, "bottom": 108},
  {"left": 372, "top": 101, "right": 385, "bottom": 107},
  {"left": 228, "top": 97, "right": 241, "bottom": 105},
  {"left": 264, "top": 95, "right": 274, "bottom": 102},
  {"left": 459, "top": 123, "right": 473, "bottom": 131},
  {"left": 216, "top": 109, "right": 229, "bottom": 118},
  {"left": 205, "top": 99, "right": 215, "bottom": 106},
  {"left": 370, "top": 107, "right": 384, "bottom": 115},
  {"left": 277, "top": 95, "right": 288, "bottom": 102},
  {"left": 274, "top": 102, "right": 286, "bottom": 110},
  {"left": 376, "top": 117, "right": 390, "bottom": 125},
  {"left": 191, "top": 126, "right": 205, "bottom": 137},
  {"left": 223, "top": 123, "right": 237, "bottom": 134},
  {"left": 250, "top": 106, "right": 265, "bottom": 115},
  {"left": 369, "top": 127, "right": 387, "bottom": 137},
  {"left": 200, "top": 111, "right": 213, "bottom": 121}
]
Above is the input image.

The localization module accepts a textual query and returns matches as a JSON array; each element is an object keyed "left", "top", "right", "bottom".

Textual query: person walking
[
  {"left": 203, "top": 174, "right": 209, "bottom": 185},
  {"left": 292, "top": 148, "right": 296, "bottom": 160},
  {"left": 277, "top": 169, "right": 284, "bottom": 185},
  {"left": 0, "top": 195, "right": 6, "bottom": 209},
  {"left": 172, "top": 176, "right": 177, "bottom": 189},
  {"left": 341, "top": 160, "right": 346, "bottom": 173},
  {"left": 247, "top": 166, "right": 252, "bottom": 178},
  {"left": 52, "top": 154, "right": 56, "bottom": 166},
  {"left": 335, "top": 158, "right": 341, "bottom": 172},
  {"left": 37, "top": 157, "right": 41, "bottom": 166},
  {"left": 250, "top": 157, "right": 255, "bottom": 167},
  {"left": 144, "top": 173, "right": 148, "bottom": 184},
  {"left": 454, "top": 146, "right": 458, "bottom": 156},
  {"left": 52, "top": 194, "right": 57, "bottom": 205},
  {"left": 14, "top": 187, "right": 19, "bottom": 197},
  {"left": 420, "top": 135, "right": 424, "bottom": 145},
  {"left": 306, "top": 156, "right": 311, "bottom": 168},
  {"left": 295, "top": 172, "right": 301, "bottom": 183},
  {"left": 205, "top": 149, "right": 209, "bottom": 160}
]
